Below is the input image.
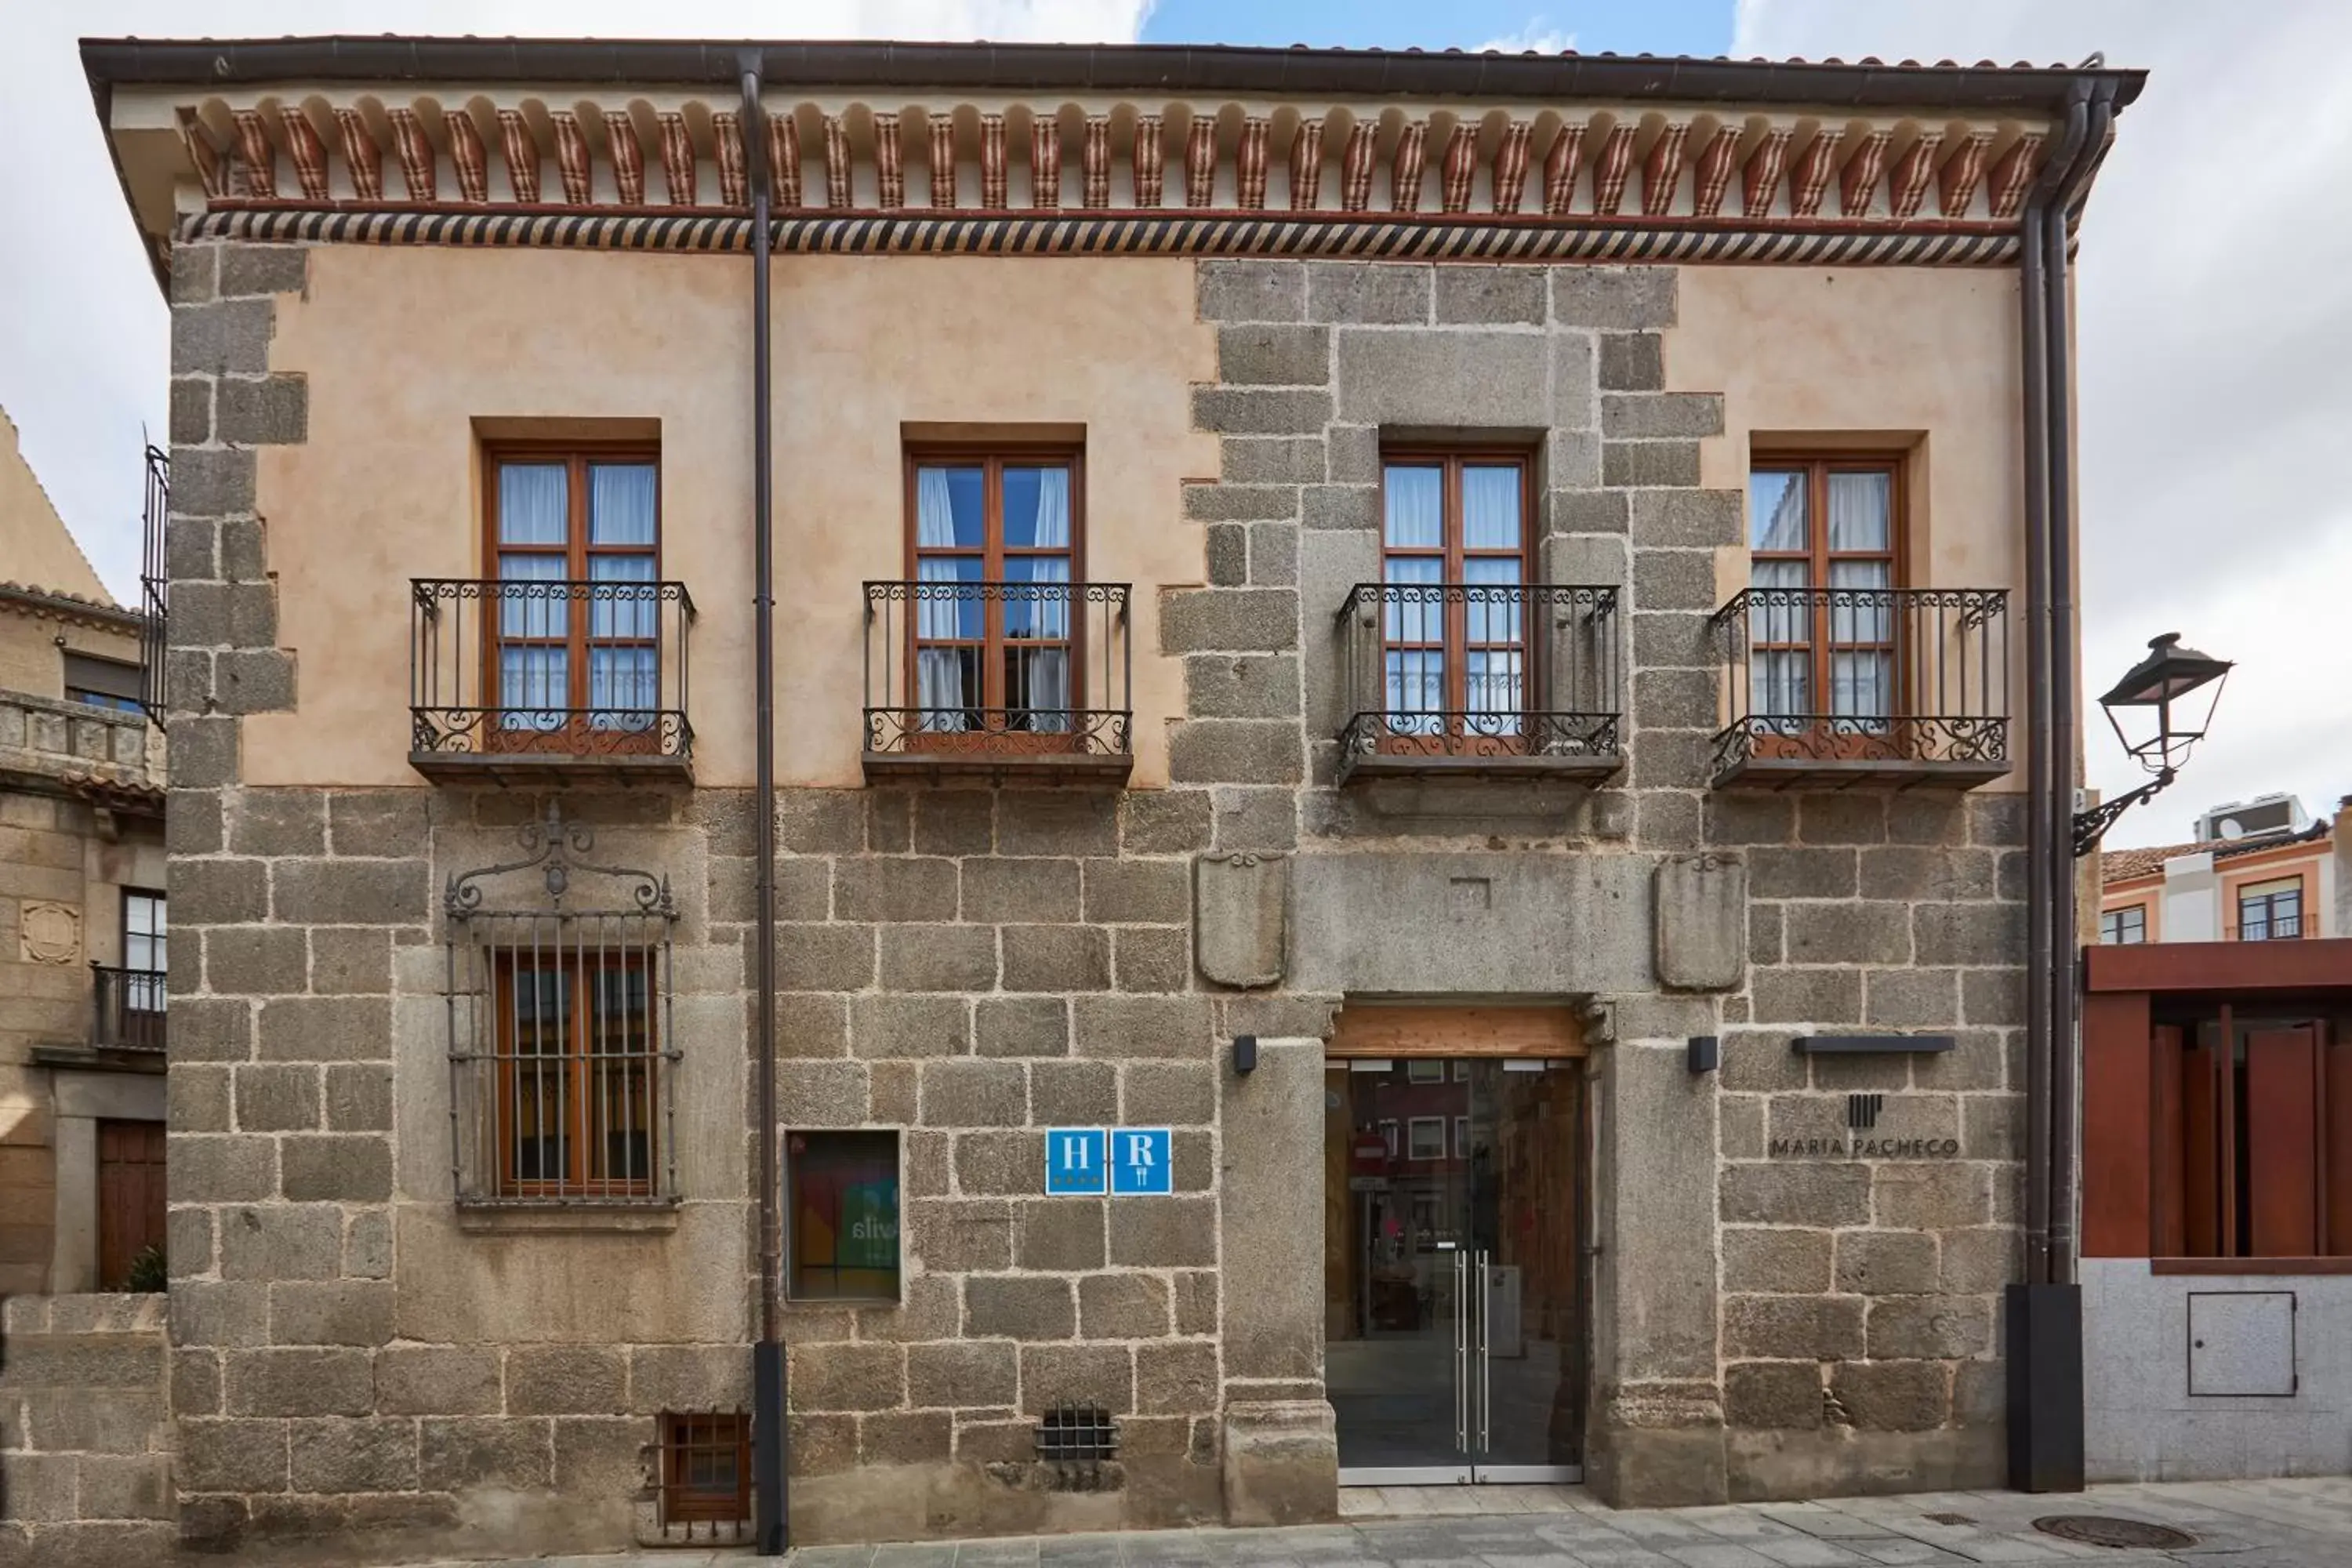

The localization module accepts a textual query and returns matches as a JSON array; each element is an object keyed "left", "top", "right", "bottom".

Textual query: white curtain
[
  {"left": 1384, "top": 466, "right": 1442, "bottom": 549},
  {"left": 913, "top": 469, "right": 969, "bottom": 730},
  {"left": 499, "top": 463, "right": 568, "bottom": 546},
  {"left": 1461, "top": 467, "right": 1519, "bottom": 549},
  {"left": 1827, "top": 473, "right": 1893, "bottom": 722}
]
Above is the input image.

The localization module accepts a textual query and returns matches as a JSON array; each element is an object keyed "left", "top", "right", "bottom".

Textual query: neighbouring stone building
[
  {"left": 0, "top": 407, "right": 168, "bottom": 1297},
  {"left": 54, "top": 33, "right": 2137, "bottom": 1565}
]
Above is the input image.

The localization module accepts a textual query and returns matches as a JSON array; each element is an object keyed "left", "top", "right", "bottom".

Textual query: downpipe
[
  {"left": 2011, "top": 73, "right": 2122, "bottom": 1493},
  {"left": 741, "top": 51, "right": 788, "bottom": 1558},
  {"left": 2045, "top": 79, "right": 2121, "bottom": 1290}
]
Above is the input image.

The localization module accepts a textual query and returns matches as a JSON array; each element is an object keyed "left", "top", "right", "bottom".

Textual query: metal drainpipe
[
  {"left": 741, "top": 51, "right": 787, "bottom": 1559},
  {"left": 2019, "top": 83, "right": 2090, "bottom": 1289},
  {"left": 2044, "top": 80, "right": 2119, "bottom": 1290}
]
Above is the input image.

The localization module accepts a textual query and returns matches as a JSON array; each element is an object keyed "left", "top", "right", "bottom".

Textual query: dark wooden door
[{"left": 98, "top": 1120, "right": 167, "bottom": 1288}]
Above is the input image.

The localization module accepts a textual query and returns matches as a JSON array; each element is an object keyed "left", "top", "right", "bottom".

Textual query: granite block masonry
[{"left": 129, "top": 235, "right": 2030, "bottom": 1563}]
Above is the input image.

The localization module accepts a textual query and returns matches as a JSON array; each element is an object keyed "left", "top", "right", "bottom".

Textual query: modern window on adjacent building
[
  {"left": 1407, "top": 1116, "right": 1447, "bottom": 1160},
  {"left": 2236, "top": 879, "right": 2303, "bottom": 941},
  {"left": 1380, "top": 453, "right": 1530, "bottom": 740},
  {"left": 907, "top": 450, "right": 1081, "bottom": 740},
  {"left": 63, "top": 651, "right": 143, "bottom": 713},
  {"left": 489, "top": 447, "right": 661, "bottom": 743},
  {"left": 1746, "top": 458, "right": 1901, "bottom": 736},
  {"left": 2100, "top": 905, "right": 2147, "bottom": 946},
  {"left": 786, "top": 1130, "right": 901, "bottom": 1301}
]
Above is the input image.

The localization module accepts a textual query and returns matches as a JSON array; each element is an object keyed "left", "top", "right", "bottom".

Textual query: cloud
[
  {"left": 1734, "top": 0, "right": 2352, "bottom": 845},
  {"left": 0, "top": 0, "right": 1152, "bottom": 609},
  {"left": 1475, "top": 19, "right": 1577, "bottom": 55}
]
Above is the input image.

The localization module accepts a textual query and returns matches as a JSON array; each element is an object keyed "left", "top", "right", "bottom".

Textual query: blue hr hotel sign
[{"left": 1045, "top": 1127, "right": 1171, "bottom": 1196}]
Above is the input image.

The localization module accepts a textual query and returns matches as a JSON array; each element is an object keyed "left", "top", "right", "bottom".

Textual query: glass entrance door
[{"left": 1324, "top": 1058, "right": 1586, "bottom": 1484}]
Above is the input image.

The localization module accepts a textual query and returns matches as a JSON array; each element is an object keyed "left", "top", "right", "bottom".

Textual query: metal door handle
[
  {"left": 1453, "top": 1248, "right": 1468, "bottom": 1451},
  {"left": 1477, "top": 1249, "right": 1491, "bottom": 1453}
]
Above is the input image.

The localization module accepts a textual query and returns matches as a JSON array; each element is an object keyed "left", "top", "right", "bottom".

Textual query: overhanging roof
[{"left": 80, "top": 36, "right": 2145, "bottom": 114}]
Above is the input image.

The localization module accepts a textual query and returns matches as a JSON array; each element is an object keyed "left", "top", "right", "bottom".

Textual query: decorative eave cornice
[
  {"left": 90, "top": 42, "right": 2138, "bottom": 274},
  {"left": 139, "top": 97, "right": 2090, "bottom": 265}
]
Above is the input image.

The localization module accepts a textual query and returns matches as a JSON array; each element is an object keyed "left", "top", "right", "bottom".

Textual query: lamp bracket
[{"left": 2072, "top": 770, "right": 2174, "bottom": 859}]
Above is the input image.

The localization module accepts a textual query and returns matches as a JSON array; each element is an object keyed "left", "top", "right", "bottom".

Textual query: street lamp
[{"left": 2071, "top": 632, "right": 2233, "bottom": 856}]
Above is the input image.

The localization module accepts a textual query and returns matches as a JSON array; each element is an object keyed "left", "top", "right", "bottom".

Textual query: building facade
[
  {"left": 2099, "top": 795, "right": 2341, "bottom": 946},
  {"left": 2080, "top": 935, "right": 2352, "bottom": 1481},
  {"left": 77, "top": 35, "right": 2134, "bottom": 1564},
  {"left": 0, "top": 410, "right": 168, "bottom": 1300}
]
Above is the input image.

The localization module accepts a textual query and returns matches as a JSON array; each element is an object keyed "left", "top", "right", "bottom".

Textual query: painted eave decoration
[{"left": 83, "top": 38, "right": 2140, "bottom": 273}]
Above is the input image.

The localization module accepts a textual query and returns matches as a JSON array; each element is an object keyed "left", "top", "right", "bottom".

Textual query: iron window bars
[
  {"left": 862, "top": 579, "right": 1132, "bottom": 759},
  {"left": 444, "top": 804, "right": 680, "bottom": 1207},
  {"left": 410, "top": 577, "right": 695, "bottom": 769},
  {"left": 90, "top": 964, "right": 167, "bottom": 1052},
  {"left": 656, "top": 1410, "right": 753, "bottom": 1537},
  {"left": 1709, "top": 586, "right": 2009, "bottom": 782},
  {"left": 138, "top": 445, "right": 168, "bottom": 724},
  {"left": 1334, "top": 582, "right": 1621, "bottom": 781}
]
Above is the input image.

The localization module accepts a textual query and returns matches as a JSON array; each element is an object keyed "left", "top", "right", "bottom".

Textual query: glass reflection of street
[{"left": 1324, "top": 1058, "right": 1586, "bottom": 1481}]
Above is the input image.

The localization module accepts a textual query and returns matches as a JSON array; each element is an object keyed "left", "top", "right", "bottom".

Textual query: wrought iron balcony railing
[
  {"left": 862, "top": 579, "right": 1132, "bottom": 782},
  {"left": 91, "top": 965, "right": 166, "bottom": 1054},
  {"left": 1334, "top": 583, "right": 1621, "bottom": 782},
  {"left": 1710, "top": 586, "right": 2010, "bottom": 787},
  {"left": 410, "top": 578, "right": 695, "bottom": 782},
  {"left": 2232, "top": 913, "right": 2305, "bottom": 942}
]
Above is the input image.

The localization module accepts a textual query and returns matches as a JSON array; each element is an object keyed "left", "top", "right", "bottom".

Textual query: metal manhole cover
[{"left": 2034, "top": 1515, "right": 2198, "bottom": 1550}]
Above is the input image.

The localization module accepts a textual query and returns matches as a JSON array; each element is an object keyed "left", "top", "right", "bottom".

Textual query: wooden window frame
[
  {"left": 482, "top": 443, "right": 663, "bottom": 753},
  {"left": 490, "top": 953, "right": 659, "bottom": 1200},
  {"left": 1376, "top": 450, "right": 1537, "bottom": 753},
  {"left": 2102, "top": 905, "right": 2148, "bottom": 946},
  {"left": 1747, "top": 454, "right": 1909, "bottom": 753},
  {"left": 902, "top": 445, "right": 1087, "bottom": 750}
]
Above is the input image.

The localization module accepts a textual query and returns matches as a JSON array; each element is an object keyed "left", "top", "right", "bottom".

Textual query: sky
[{"left": 4, "top": 1, "right": 2343, "bottom": 849}]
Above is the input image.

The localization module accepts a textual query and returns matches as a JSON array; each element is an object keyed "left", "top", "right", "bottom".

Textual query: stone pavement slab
[{"left": 383, "top": 1478, "right": 2352, "bottom": 1568}]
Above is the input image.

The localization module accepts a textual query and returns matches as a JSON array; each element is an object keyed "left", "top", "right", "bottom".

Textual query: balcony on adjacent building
[
  {"left": 91, "top": 964, "right": 167, "bottom": 1054},
  {"left": 1333, "top": 582, "right": 1622, "bottom": 785},
  {"left": 862, "top": 579, "right": 1133, "bottom": 784},
  {"left": 409, "top": 578, "right": 695, "bottom": 785},
  {"left": 1710, "top": 586, "right": 2011, "bottom": 788}
]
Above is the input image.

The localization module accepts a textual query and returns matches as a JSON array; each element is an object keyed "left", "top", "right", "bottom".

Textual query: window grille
[
  {"left": 139, "top": 444, "right": 168, "bottom": 724},
  {"left": 657, "top": 1410, "right": 751, "bottom": 1534},
  {"left": 1035, "top": 1403, "right": 1120, "bottom": 1463},
  {"left": 445, "top": 803, "right": 679, "bottom": 1206}
]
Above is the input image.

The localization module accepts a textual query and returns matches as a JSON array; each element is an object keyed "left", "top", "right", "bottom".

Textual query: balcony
[
  {"left": 91, "top": 965, "right": 166, "bottom": 1054},
  {"left": 410, "top": 578, "right": 695, "bottom": 785},
  {"left": 1710, "top": 586, "right": 2010, "bottom": 789},
  {"left": 1334, "top": 583, "right": 1622, "bottom": 784},
  {"left": 862, "top": 579, "right": 1132, "bottom": 784}
]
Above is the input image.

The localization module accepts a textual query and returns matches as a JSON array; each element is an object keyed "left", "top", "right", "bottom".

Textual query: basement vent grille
[{"left": 1035, "top": 1403, "right": 1120, "bottom": 1463}]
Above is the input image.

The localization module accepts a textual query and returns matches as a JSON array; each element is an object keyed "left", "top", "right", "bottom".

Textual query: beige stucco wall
[
  {"left": 1674, "top": 266, "right": 2031, "bottom": 791},
  {"left": 245, "top": 248, "right": 1215, "bottom": 789},
  {"left": 0, "top": 410, "right": 112, "bottom": 608},
  {"left": 0, "top": 608, "right": 140, "bottom": 702}
]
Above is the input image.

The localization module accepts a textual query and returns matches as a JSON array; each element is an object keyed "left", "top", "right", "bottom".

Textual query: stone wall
[
  {"left": 1185, "top": 259, "right": 2027, "bottom": 1504},
  {"left": 150, "top": 237, "right": 2033, "bottom": 1555},
  {"left": 0, "top": 1293, "right": 174, "bottom": 1566},
  {"left": 1, "top": 690, "right": 166, "bottom": 1296}
]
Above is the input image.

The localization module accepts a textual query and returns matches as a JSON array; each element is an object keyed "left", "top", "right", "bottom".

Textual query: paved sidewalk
[{"left": 398, "top": 1477, "right": 2352, "bottom": 1566}]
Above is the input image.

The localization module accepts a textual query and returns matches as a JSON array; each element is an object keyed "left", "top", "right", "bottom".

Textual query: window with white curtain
[
  {"left": 490, "top": 449, "right": 660, "bottom": 741},
  {"left": 1380, "top": 453, "right": 1529, "bottom": 739},
  {"left": 1747, "top": 459, "right": 1900, "bottom": 731},
  {"left": 909, "top": 452, "right": 1079, "bottom": 735}
]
